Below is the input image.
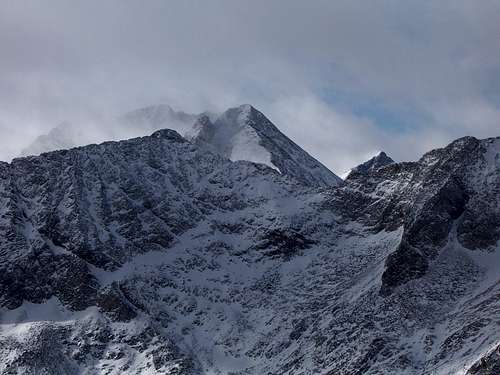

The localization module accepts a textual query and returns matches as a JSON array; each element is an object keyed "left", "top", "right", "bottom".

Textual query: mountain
[
  {"left": 188, "top": 104, "right": 343, "bottom": 187},
  {"left": 342, "top": 151, "right": 395, "bottom": 180},
  {"left": 1, "top": 127, "right": 498, "bottom": 374},
  {"left": 19, "top": 104, "right": 342, "bottom": 187}
]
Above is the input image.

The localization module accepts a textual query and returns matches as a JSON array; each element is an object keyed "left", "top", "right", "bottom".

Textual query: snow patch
[{"left": 229, "top": 126, "right": 280, "bottom": 172}]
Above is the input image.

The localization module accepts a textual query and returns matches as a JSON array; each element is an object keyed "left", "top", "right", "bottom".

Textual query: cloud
[
  {"left": 0, "top": 1, "right": 499, "bottom": 171},
  {"left": 262, "top": 95, "right": 459, "bottom": 174},
  {"left": 264, "top": 95, "right": 385, "bottom": 174}
]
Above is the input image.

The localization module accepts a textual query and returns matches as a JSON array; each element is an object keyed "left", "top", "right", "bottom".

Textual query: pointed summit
[
  {"left": 345, "top": 151, "right": 395, "bottom": 179},
  {"left": 190, "top": 105, "right": 342, "bottom": 187}
]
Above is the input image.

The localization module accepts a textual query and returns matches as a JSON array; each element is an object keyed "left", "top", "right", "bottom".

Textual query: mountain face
[
  {"left": 345, "top": 151, "right": 395, "bottom": 179},
  {"left": 1, "top": 125, "right": 498, "bottom": 374},
  {"left": 19, "top": 104, "right": 342, "bottom": 188}
]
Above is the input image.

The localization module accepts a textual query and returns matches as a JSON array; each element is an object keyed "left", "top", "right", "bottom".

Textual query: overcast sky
[{"left": 1, "top": 0, "right": 500, "bottom": 173}]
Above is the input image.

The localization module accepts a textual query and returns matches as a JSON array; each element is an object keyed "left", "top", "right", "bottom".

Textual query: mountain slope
[{"left": 1, "top": 130, "right": 498, "bottom": 374}]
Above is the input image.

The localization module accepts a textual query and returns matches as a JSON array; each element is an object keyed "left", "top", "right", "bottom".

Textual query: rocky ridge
[
  {"left": 0, "top": 122, "right": 498, "bottom": 374},
  {"left": 20, "top": 104, "right": 342, "bottom": 188}
]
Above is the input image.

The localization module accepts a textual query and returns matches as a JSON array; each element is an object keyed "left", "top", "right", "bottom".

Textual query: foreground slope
[{"left": 0, "top": 130, "right": 498, "bottom": 374}]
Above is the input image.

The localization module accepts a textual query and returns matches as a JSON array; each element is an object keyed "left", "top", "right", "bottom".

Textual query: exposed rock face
[
  {"left": 334, "top": 136, "right": 500, "bottom": 295},
  {"left": 0, "top": 252, "right": 98, "bottom": 311},
  {"left": 96, "top": 282, "right": 137, "bottom": 322},
  {"left": 346, "top": 151, "right": 395, "bottom": 179},
  {"left": 1, "top": 129, "right": 499, "bottom": 374},
  {"left": 466, "top": 345, "right": 500, "bottom": 375}
]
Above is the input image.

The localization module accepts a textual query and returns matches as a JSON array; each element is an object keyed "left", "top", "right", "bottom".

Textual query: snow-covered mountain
[
  {"left": 341, "top": 151, "right": 395, "bottom": 180},
  {"left": 188, "top": 105, "right": 342, "bottom": 187},
  {"left": 1, "top": 127, "right": 498, "bottom": 374},
  {"left": 20, "top": 104, "right": 342, "bottom": 187},
  {"left": 346, "top": 151, "right": 395, "bottom": 178}
]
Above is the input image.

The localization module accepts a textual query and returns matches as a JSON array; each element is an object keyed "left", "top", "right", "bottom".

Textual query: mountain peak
[
  {"left": 374, "top": 150, "right": 388, "bottom": 158},
  {"left": 237, "top": 103, "right": 254, "bottom": 112},
  {"left": 191, "top": 104, "right": 342, "bottom": 186},
  {"left": 369, "top": 150, "right": 394, "bottom": 165},
  {"left": 346, "top": 150, "right": 395, "bottom": 179},
  {"left": 217, "top": 104, "right": 258, "bottom": 125}
]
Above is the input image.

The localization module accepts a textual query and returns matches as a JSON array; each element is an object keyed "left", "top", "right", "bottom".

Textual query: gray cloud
[{"left": 1, "top": 0, "right": 499, "bottom": 173}]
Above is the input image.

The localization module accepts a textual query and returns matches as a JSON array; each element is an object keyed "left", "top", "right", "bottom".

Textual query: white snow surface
[{"left": 210, "top": 105, "right": 279, "bottom": 171}]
